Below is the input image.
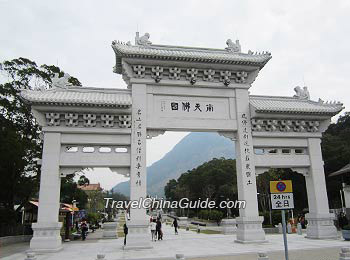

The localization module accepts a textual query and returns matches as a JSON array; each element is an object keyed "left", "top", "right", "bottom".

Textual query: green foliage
[
  {"left": 0, "top": 57, "right": 80, "bottom": 224},
  {"left": 87, "top": 212, "right": 101, "bottom": 223},
  {"left": 321, "top": 112, "right": 350, "bottom": 208},
  {"left": 164, "top": 158, "right": 237, "bottom": 216},
  {"left": 342, "top": 224, "right": 350, "bottom": 230},
  {"left": 78, "top": 175, "right": 90, "bottom": 186},
  {"left": 256, "top": 168, "right": 308, "bottom": 214},
  {"left": 208, "top": 210, "right": 224, "bottom": 224},
  {"left": 60, "top": 175, "right": 88, "bottom": 209}
]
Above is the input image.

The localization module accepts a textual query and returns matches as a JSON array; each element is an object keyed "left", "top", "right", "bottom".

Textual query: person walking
[
  {"left": 81, "top": 220, "right": 88, "bottom": 241},
  {"left": 150, "top": 219, "right": 157, "bottom": 241},
  {"left": 173, "top": 218, "right": 178, "bottom": 235},
  {"left": 123, "top": 223, "right": 128, "bottom": 246},
  {"left": 156, "top": 218, "right": 163, "bottom": 240}
]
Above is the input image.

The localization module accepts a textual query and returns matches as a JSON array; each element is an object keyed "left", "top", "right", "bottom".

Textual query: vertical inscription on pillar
[
  {"left": 237, "top": 111, "right": 257, "bottom": 193},
  {"left": 239, "top": 113, "right": 254, "bottom": 186},
  {"left": 134, "top": 108, "right": 143, "bottom": 188}
]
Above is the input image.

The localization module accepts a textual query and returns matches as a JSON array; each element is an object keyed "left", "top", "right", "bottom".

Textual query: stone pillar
[
  {"left": 124, "top": 84, "right": 152, "bottom": 249},
  {"left": 343, "top": 185, "right": 350, "bottom": 218},
  {"left": 234, "top": 88, "right": 266, "bottom": 243},
  {"left": 30, "top": 132, "right": 62, "bottom": 252},
  {"left": 305, "top": 138, "right": 337, "bottom": 239}
]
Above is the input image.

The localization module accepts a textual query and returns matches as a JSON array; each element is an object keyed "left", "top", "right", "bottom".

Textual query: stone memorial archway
[{"left": 21, "top": 32, "right": 343, "bottom": 252}]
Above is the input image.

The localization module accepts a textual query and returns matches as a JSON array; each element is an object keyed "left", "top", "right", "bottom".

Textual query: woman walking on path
[{"left": 150, "top": 219, "right": 157, "bottom": 241}]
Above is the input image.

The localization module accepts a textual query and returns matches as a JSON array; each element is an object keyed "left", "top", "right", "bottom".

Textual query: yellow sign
[{"left": 270, "top": 180, "right": 293, "bottom": 193}]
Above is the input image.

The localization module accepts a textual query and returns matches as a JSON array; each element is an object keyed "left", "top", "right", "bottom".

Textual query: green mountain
[{"left": 112, "top": 132, "right": 235, "bottom": 197}]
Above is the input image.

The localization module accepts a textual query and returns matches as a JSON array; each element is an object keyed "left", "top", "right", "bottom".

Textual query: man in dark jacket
[
  {"left": 173, "top": 218, "right": 178, "bottom": 235},
  {"left": 156, "top": 218, "right": 163, "bottom": 240}
]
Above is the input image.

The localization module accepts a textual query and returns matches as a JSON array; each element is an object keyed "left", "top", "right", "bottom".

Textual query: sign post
[{"left": 270, "top": 180, "right": 294, "bottom": 260}]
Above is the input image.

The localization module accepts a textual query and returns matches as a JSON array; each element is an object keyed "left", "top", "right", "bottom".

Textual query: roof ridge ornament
[
  {"left": 225, "top": 39, "right": 241, "bottom": 53},
  {"left": 135, "top": 32, "right": 152, "bottom": 46},
  {"left": 293, "top": 86, "right": 310, "bottom": 100},
  {"left": 51, "top": 73, "right": 77, "bottom": 89}
]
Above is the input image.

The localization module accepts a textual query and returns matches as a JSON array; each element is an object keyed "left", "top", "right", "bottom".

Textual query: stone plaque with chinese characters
[{"left": 154, "top": 96, "right": 231, "bottom": 119}]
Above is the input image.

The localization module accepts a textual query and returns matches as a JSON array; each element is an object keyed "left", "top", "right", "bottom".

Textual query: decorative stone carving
[
  {"left": 83, "top": 114, "right": 97, "bottom": 127},
  {"left": 169, "top": 67, "right": 181, "bottom": 80},
  {"left": 218, "top": 131, "right": 236, "bottom": 141},
  {"left": 220, "top": 71, "right": 231, "bottom": 86},
  {"left": 65, "top": 113, "right": 79, "bottom": 127},
  {"left": 136, "top": 32, "right": 152, "bottom": 46},
  {"left": 146, "top": 129, "right": 166, "bottom": 139},
  {"left": 129, "top": 65, "right": 251, "bottom": 86},
  {"left": 133, "top": 65, "right": 146, "bottom": 78},
  {"left": 151, "top": 66, "right": 163, "bottom": 83},
  {"left": 234, "top": 71, "right": 248, "bottom": 83},
  {"left": 203, "top": 69, "right": 215, "bottom": 82},
  {"left": 46, "top": 113, "right": 60, "bottom": 126},
  {"left": 101, "top": 114, "right": 114, "bottom": 127},
  {"left": 294, "top": 86, "right": 310, "bottom": 100},
  {"left": 251, "top": 119, "right": 320, "bottom": 132},
  {"left": 51, "top": 73, "right": 73, "bottom": 89},
  {"left": 186, "top": 68, "right": 198, "bottom": 85},
  {"left": 225, "top": 39, "right": 241, "bottom": 53},
  {"left": 118, "top": 115, "right": 131, "bottom": 128}
]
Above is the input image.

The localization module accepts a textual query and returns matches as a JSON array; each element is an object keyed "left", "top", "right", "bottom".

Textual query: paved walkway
[{"left": 1, "top": 224, "right": 349, "bottom": 260}]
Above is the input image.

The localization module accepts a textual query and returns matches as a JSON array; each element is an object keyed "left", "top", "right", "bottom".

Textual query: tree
[
  {"left": 60, "top": 175, "right": 88, "bottom": 209},
  {"left": 0, "top": 57, "right": 80, "bottom": 224},
  {"left": 322, "top": 112, "right": 350, "bottom": 208},
  {"left": 78, "top": 175, "right": 90, "bottom": 186},
  {"left": 164, "top": 158, "right": 238, "bottom": 216}
]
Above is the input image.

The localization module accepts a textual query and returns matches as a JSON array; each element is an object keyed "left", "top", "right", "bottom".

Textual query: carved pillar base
[
  {"left": 305, "top": 213, "right": 338, "bottom": 239},
  {"left": 235, "top": 216, "right": 267, "bottom": 243},
  {"left": 103, "top": 222, "right": 118, "bottom": 239},
  {"left": 178, "top": 217, "right": 188, "bottom": 228},
  {"left": 30, "top": 222, "right": 62, "bottom": 252},
  {"left": 221, "top": 218, "right": 237, "bottom": 235},
  {"left": 123, "top": 222, "right": 152, "bottom": 250}
]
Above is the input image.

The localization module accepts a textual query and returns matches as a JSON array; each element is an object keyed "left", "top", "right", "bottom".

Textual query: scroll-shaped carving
[
  {"left": 65, "top": 113, "right": 79, "bottom": 127},
  {"left": 46, "top": 113, "right": 60, "bottom": 126},
  {"left": 83, "top": 114, "right": 96, "bottom": 127},
  {"left": 186, "top": 68, "right": 198, "bottom": 85},
  {"left": 220, "top": 71, "right": 231, "bottom": 86},
  {"left": 169, "top": 67, "right": 181, "bottom": 80},
  {"left": 101, "top": 114, "right": 114, "bottom": 128},
  {"left": 118, "top": 115, "right": 131, "bottom": 128},
  {"left": 203, "top": 69, "right": 215, "bottom": 82},
  {"left": 151, "top": 66, "right": 163, "bottom": 83},
  {"left": 234, "top": 71, "right": 248, "bottom": 83},
  {"left": 251, "top": 119, "right": 320, "bottom": 132},
  {"left": 133, "top": 65, "right": 146, "bottom": 78}
]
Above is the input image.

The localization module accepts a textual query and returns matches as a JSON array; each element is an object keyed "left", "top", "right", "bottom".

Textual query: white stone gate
[{"left": 21, "top": 33, "right": 343, "bottom": 252}]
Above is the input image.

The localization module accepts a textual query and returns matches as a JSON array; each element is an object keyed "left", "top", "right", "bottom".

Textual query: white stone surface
[
  {"left": 102, "top": 222, "right": 118, "bottom": 239},
  {"left": 3, "top": 225, "right": 348, "bottom": 260}
]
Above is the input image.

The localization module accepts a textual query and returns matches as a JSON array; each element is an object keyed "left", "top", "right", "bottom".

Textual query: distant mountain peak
[{"left": 113, "top": 132, "right": 235, "bottom": 197}]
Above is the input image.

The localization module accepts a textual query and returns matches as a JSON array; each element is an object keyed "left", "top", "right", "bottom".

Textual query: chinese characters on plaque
[
  {"left": 162, "top": 101, "right": 214, "bottom": 113},
  {"left": 240, "top": 113, "right": 253, "bottom": 186},
  {"left": 135, "top": 108, "right": 142, "bottom": 188}
]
